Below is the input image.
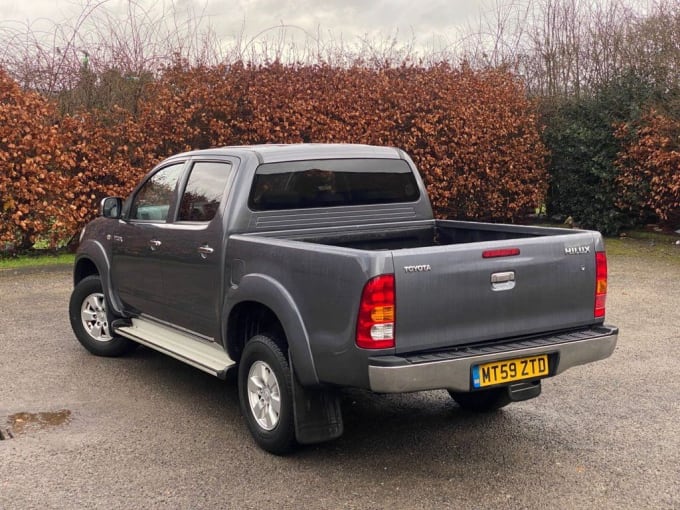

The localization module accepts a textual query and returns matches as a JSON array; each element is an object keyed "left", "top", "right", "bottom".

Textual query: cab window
[{"left": 249, "top": 158, "right": 419, "bottom": 210}]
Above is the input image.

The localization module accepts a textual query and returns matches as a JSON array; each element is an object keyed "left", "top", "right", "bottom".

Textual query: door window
[
  {"left": 178, "top": 161, "right": 233, "bottom": 222},
  {"left": 129, "top": 163, "right": 185, "bottom": 221}
]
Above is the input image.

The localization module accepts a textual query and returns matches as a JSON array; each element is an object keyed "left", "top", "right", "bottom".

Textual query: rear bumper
[{"left": 368, "top": 326, "right": 618, "bottom": 393}]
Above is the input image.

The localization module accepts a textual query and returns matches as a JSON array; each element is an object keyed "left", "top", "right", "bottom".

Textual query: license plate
[{"left": 472, "top": 354, "right": 549, "bottom": 388}]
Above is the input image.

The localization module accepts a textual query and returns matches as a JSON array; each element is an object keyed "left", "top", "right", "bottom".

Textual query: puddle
[{"left": 5, "top": 409, "right": 72, "bottom": 437}]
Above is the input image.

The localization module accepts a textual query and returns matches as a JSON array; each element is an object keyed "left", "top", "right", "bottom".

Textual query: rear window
[{"left": 248, "top": 158, "right": 420, "bottom": 211}]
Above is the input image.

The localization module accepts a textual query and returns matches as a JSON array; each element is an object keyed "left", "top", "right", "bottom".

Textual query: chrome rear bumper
[{"left": 368, "top": 326, "right": 618, "bottom": 393}]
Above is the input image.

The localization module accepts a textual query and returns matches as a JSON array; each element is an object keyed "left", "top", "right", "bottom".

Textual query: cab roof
[{"left": 169, "top": 143, "right": 405, "bottom": 164}]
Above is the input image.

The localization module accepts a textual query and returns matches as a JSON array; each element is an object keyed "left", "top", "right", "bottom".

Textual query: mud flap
[{"left": 290, "top": 359, "right": 343, "bottom": 445}]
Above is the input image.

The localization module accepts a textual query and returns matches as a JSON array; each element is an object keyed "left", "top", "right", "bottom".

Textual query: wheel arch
[
  {"left": 74, "top": 240, "right": 124, "bottom": 316},
  {"left": 226, "top": 301, "right": 285, "bottom": 360},
  {"left": 224, "top": 273, "right": 319, "bottom": 387},
  {"left": 74, "top": 256, "right": 99, "bottom": 285}
]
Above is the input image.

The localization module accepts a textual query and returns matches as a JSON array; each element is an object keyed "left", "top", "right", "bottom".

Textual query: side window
[
  {"left": 178, "top": 161, "right": 232, "bottom": 222},
  {"left": 129, "top": 163, "right": 184, "bottom": 221}
]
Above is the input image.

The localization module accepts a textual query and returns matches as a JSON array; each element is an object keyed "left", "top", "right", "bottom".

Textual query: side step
[{"left": 115, "top": 318, "right": 235, "bottom": 379}]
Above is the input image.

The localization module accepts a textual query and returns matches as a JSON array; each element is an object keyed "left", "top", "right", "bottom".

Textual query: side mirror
[{"left": 101, "top": 197, "right": 123, "bottom": 219}]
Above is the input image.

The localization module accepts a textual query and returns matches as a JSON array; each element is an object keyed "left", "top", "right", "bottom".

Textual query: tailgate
[{"left": 391, "top": 233, "right": 601, "bottom": 353}]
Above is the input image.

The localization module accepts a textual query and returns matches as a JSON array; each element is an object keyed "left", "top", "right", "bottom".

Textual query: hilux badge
[{"left": 564, "top": 245, "right": 591, "bottom": 255}]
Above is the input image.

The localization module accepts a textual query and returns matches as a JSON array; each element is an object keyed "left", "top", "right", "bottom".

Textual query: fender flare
[
  {"left": 74, "top": 239, "right": 126, "bottom": 316},
  {"left": 224, "top": 273, "right": 319, "bottom": 387}
]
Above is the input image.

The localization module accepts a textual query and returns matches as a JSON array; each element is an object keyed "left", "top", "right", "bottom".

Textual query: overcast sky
[{"left": 0, "top": 0, "right": 486, "bottom": 56}]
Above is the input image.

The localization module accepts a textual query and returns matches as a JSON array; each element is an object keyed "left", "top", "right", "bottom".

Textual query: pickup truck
[{"left": 69, "top": 143, "right": 618, "bottom": 454}]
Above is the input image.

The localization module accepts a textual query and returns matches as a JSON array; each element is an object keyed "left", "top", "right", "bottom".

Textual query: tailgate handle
[{"left": 491, "top": 271, "right": 515, "bottom": 291}]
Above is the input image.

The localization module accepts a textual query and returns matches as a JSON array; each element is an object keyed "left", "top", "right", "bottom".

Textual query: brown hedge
[
  {"left": 616, "top": 110, "right": 680, "bottom": 227},
  {"left": 1, "top": 63, "right": 549, "bottom": 250},
  {"left": 0, "top": 69, "right": 72, "bottom": 250}
]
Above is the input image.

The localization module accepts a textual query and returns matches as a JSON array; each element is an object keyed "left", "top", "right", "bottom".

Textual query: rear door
[
  {"left": 391, "top": 233, "right": 599, "bottom": 353},
  {"left": 151, "top": 159, "right": 236, "bottom": 339}
]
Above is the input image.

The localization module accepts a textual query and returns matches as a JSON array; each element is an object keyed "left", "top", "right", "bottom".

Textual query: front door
[{"left": 110, "top": 162, "right": 186, "bottom": 319}]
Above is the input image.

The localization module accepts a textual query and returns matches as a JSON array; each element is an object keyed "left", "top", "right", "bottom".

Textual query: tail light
[
  {"left": 356, "top": 274, "right": 395, "bottom": 349},
  {"left": 595, "top": 251, "right": 607, "bottom": 318}
]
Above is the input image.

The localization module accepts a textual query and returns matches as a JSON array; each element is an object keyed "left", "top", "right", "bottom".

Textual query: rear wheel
[
  {"left": 238, "top": 334, "right": 296, "bottom": 455},
  {"left": 449, "top": 387, "right": 511, "bottom": 412},
  {"left": 69, "top": 275, "right": 136, "bottom": 357}
]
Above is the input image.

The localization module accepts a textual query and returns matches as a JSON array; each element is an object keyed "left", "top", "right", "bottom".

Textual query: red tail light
[
  {"left": 482, "top": 248, "right": 520, "bottom": 258},
  {"left": 595, "top": 251, "right": 607, "bottom": 318},
  {"left": 356, "top": 274, "right": 395, "bottom": 349}
]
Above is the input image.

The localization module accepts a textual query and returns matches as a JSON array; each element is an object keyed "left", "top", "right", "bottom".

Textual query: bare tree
[
  {"left": 1, "top": 0, "right": 677, "bottom": 104},
  {"left": 457, "top": 0, "right": 678, "bottom": 98},
  {"left": 0, "top": 0, "right": 221, "bottom": 95}
]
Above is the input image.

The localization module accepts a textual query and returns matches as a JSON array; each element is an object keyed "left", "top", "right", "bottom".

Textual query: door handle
[
  {"left": 198, "top": 245, "right": 214, "bottom": 259},
  {"left": 149, "top": 239, "right": 162, "bottom": 251},
  {"left": 491, "top": 271, "right": 515, "bottom": 291}
]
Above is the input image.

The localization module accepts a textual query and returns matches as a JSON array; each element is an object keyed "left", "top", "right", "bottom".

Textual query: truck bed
[{"left": 235, "top": 219, "right": 603, "bottom": 359}]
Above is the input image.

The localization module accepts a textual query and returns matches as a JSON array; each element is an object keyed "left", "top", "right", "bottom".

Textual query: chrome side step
[{"left": 115, "top": 318, "right": 235, "bottom": 379}]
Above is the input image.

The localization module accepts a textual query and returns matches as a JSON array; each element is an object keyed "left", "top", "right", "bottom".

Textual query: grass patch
[
  {"left": 605, "top": 233, "right": 680, "bottom": 264},
  {"left": 0, "top": 253, "right": 75, "bottom": 270}
]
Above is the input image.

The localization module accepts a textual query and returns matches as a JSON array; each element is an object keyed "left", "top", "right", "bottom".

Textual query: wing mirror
[{"left": 101, "top": 197, "right": 123, "bottom": 219}]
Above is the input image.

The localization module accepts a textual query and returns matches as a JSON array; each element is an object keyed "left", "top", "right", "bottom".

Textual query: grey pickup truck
[{"left": 69, "top": 144, "right": 618, "bottom": 454}]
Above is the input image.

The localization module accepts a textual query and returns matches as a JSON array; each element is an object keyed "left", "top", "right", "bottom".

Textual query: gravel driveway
[{"left": 0, "top": 251, "right": 678, "bottom": 509}]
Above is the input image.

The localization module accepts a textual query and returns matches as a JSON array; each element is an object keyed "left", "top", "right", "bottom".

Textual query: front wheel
[
  {"left": 238, "top": 335, "right": 296, "bottom": 455},
  {"left": 448, "top": 387, "right": 512, "bottom": 412},
  {"left": 68, "top": 275, "right": 136, "bottom": 357}
]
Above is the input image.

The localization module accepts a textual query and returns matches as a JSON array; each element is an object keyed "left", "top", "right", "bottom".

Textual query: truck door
[
  {"left": 151, "top": 160, "right": 235, "bottom": 339},
  {"left": 110, "top": 162, "right": 186, "bottom": 318}
]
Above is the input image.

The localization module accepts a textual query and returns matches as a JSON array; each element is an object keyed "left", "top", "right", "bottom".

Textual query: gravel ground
[{"left": 0, "top": 252, "right": 678, "bottom": 509}]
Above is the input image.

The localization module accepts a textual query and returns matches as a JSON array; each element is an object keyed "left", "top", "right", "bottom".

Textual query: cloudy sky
[{"left": 0, "top": 0, "right": 487, "bottom": 57}]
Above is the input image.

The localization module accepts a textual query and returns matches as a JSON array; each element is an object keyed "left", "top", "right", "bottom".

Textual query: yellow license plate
[{"left": 472, "top": 354, "right": 549, "bottom": 388}]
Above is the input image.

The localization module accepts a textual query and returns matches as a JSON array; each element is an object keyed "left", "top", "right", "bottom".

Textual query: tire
[
  {"left": 68, "top": 275, "right": 136, "bottom": 357},
  {"left": 238, "top": 334, "right": 296, "bottom": 455},
  {"left": 449, "top": 387, "right": 512, "bottom": 412}
]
